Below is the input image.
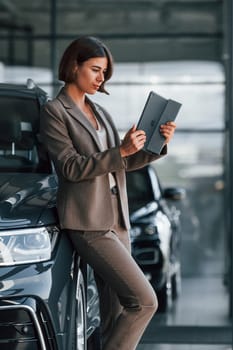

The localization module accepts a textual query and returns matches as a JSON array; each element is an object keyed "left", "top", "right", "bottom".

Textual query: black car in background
[
  {"left": 0, "top": 80, "right": 100, "bottom": 350},
  {"left": 126, "top": 165, "right": 185, "bottom": 312}
]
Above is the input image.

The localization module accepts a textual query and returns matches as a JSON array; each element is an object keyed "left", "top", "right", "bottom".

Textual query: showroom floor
[
  {"left": 138, "top": 276, "right": 232, "bottom": 350},
  {"left": 137, "top": 345, "right": 232, "bottom": 350}
]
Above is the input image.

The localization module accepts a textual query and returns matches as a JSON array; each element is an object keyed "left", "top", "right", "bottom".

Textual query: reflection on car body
[
  {"left": 126, "top": 165, "right": 185, "bottom": 312},
  {"left": 0, "top": 80, "right": 100, "bottom": 350}
]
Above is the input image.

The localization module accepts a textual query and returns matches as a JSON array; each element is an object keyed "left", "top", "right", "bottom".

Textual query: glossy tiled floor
[
  {"left": 137, "top": 345, "right": 232, "bottom": 350},
  {"left": 138, "top": 276, "right": 232, "bottom": 350}
]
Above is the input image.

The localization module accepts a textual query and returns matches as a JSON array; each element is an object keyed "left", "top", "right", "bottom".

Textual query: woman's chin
[{"left": 87, "top": 89, "right": 98, "bottom": 95}]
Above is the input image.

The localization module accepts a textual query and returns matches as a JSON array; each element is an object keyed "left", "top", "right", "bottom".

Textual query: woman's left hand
[{"left": 160, "top": 121, "right": 176, "bottom": 144}]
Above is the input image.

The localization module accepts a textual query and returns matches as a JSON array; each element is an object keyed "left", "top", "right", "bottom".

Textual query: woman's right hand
[{"left": 120, "top": 124, "right": 146, "bottom": 158}]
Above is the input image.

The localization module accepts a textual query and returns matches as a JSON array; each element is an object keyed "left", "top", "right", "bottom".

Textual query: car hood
[
  {"left": 129, "top": 201, "right": 159, "bottom": 224},
  {"left": 0, "top": 173, "right": 57, "bottom": 229}
]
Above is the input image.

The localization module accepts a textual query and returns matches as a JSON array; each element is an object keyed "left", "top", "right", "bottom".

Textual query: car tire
[
  {"left": 155, "top": 282, "right": 170, "bottom": 313},
  {"left": 71, "top": 269, "right": 87, "bottom": 350},
  {"left": 87, "top": 327, "right": 101, "bottom": 350},
  {"left": 171, "top": 264, "right": 182, "bottom": 300}
]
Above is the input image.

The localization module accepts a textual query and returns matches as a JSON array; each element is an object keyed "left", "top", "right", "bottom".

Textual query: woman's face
[{"left": 74, "top": 57, "right": 108, "bottom": 94}]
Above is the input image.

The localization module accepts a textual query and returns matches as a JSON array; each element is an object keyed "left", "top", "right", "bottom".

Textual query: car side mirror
[{"left": 163, "top": 187, "right": 186, "bottom": 201}]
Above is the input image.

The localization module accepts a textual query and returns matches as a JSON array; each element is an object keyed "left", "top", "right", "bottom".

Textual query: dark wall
[{"left": 0, "top": 0, "right": 224, "bottom": 66}]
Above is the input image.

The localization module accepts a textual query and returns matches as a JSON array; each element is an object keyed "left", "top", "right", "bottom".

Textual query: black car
[
  {"left": 126, "top": 165, "right": 185, "bottom": 312},
  {"left": 0, "top": 80, "right": 100, "bottom": 350}
]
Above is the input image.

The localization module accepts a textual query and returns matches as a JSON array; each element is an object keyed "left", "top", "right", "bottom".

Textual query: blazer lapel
[
  {"left": 57, "top": 88, "right": 103, "bottom": 151},
  {"left": 88, "top": 100, "right": 117, "bottom": 148}
]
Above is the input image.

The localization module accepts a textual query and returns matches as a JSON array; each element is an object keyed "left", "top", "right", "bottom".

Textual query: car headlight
[
  {"left": 144, "top": 225, "right": 157, "bottom": 235},
  {"left": 0, "top": 226, "right": 59, "bottom": 266}
]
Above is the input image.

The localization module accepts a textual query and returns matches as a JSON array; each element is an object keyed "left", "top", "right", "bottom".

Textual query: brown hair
[{"left": 58, "top": 36, "right": 114, "bottom": 94}]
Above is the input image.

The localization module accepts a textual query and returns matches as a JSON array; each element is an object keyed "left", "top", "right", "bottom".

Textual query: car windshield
[
  {"left": 126, "top": 169, "right": 154, "bottom": 212},
  {"left": 0, "top": 96, "right": 50, "bottom": 173}
]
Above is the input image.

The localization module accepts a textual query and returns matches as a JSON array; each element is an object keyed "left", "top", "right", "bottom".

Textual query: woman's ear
[
  {"left": 72, "top": 64, "right": 79, "bottom": 79},
  {"left": 74, "top": 64, "right": 78, "bottom": 74}
]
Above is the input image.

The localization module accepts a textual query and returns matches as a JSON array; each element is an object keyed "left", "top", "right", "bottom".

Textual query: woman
[{"left": 40, "top": 36, "right": 176, "bottom": 350}]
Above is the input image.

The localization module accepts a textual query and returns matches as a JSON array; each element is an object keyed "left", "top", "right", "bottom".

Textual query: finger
[
  {"left": 134, "top": 141, "right": 146, "bottom": 151},
  {"left": 161, "top": 133, "right": 170, "bottom": 140},
  {"left": 160, "top": 126, "right": 175, "bottom": 133},
  {"left": 128, "top": 124, "right": 137, "bottom": 134},
  {"left": 161, "top": 130, "right": 174, "bottom": 137},
  {"left": 165, "top": 121, "right": 176, "bottom": 127},
  {"left": 132, "top": 129, "right": 146, "bottom": 138},
  {"left": 132, "top": 133, "right": 146, "bottom": 144},
  {"left": 124, "top": 124, "right": 137, "bottom": 138},
  {"left": 160, "top": 123, "right": 175, "bottom": 129},
  {"left": 130, "top": 137, "right": 146, "bottom": 149},
  {"left": 135, "top": 135, "right": 146, "bottom": 142},
  {"left": 160, "top": 122, "right": 176, "bottom": 129}
]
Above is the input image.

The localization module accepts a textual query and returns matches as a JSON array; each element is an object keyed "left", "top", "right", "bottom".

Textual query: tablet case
[{"left": 137, "top": 91, "right": 182, "bottom": 154}]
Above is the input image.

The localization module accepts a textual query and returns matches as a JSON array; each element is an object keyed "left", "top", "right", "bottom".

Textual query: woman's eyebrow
[{"left": 92, "top": 65, "right": 107, "bottom": 70}]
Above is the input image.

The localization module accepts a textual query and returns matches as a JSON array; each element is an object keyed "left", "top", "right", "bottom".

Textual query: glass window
[
  {"left": 126, "top": 168, "right": 155, "bottom": 212},
  {"left": 0, "top": 96, "right": 50, "bottom": 173}
]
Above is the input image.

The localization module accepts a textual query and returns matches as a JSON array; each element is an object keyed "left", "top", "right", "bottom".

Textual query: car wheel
[
  {"left": 87, "top": 327, "right": 101, "bottom": 350},
  {"left": 171, "top": 264, "right": 182, "bottom": 300},
  {"left": 155, "top": 282, "right": 170, "bottom": 313},
  {"left": 71, "top": 269, "right": 87, "bottom": 350}
]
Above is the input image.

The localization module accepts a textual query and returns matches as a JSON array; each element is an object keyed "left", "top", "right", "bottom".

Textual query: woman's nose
[{"left": 97, "top": 71, "right": 104, "bottom": 82}]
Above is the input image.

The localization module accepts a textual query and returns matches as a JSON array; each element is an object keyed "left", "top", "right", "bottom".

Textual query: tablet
[{"left": 137, "top": 91, "right": 182, "bottom": 154}]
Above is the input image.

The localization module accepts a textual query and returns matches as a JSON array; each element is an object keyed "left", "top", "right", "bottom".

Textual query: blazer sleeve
[
  {"left": 124, "top": 145, "right": 167, "bottom": 172},
  {"left": 96, "top": 104, "right": 167, "bottom": 172},
  {"left": 40, "top": 102, "right": 126, "bottom": 182}
]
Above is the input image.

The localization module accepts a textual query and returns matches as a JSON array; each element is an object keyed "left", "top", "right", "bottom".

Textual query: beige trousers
[{"left": 67, "top": 193, "right": 158, "bottom": 350}]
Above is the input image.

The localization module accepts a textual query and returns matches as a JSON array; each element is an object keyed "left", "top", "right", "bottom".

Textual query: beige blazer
[{"left": 40, "top": 88, "right": 167, "bottom": 230}]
